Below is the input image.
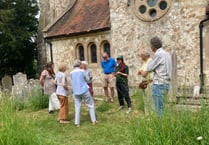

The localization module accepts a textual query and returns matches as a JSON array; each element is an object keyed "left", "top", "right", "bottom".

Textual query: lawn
[{"left": 1, "top": 89, "right": 209, "bottom": 145}]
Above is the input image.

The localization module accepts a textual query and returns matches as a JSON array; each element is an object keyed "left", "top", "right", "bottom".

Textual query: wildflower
[{"left": 197, "top": 136, "right": 203, "bottom": 141}]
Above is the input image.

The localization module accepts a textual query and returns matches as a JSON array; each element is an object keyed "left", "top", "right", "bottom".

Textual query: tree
[{"left": 0, "top": 0, "right": 39, "bottom": 79}]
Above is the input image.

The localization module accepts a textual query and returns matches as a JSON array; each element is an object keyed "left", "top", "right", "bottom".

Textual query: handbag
[{"left": 138, "top": 80, "right": 152, "bottom": 89}]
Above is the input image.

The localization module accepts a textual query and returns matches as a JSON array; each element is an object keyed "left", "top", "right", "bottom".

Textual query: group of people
[
  {"left": 40, "top": 60, "right": 97, "bottom": 126},
  {"left": 39, "top": 36, "right": 172, "bottom": 126},
  {"left": 101, "top": 36, "right": 172, "bottom": 117}
]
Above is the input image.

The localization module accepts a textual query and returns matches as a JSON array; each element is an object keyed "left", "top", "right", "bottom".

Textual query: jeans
[
  {"left": 73, "top": 90, "right": 96, "bottom": 125},
  {"left": 152, "top": 84, "right": 169, "bottom": 117}
]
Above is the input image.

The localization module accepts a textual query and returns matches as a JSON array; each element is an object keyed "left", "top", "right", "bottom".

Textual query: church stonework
[{"left": 38, "top": 0, "right": 209, "bottom": 95}]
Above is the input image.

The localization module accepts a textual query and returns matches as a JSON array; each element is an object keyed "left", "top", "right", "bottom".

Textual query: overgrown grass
[
  {"left": 1, "top": 89, "right": 209, "bottom": 145},
  {"left": 0, "top": 97, "right": 45, "bottom": 145}
]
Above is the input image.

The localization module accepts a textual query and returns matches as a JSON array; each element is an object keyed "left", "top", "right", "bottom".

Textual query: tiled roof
[{"left": 45, "top": 0, "right": 111, "bottom": 38}]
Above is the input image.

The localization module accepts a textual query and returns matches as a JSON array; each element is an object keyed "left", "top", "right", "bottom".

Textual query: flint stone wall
[{"left": 39, "top": 0, "right": 209, "bottom": 95}]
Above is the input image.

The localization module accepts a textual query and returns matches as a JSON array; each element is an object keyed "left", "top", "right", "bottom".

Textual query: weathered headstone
[
  {"left": 12, "top": 72, "right": 28, "bottom": 100},
  {"left": 2, "top": 75, "right": 12, "bottom": 94},
  {"left": 28, "top": 79, "right": 41, "bottom": 96}
]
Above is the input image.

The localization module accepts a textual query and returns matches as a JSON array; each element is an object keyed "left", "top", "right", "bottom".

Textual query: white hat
[{"left": 81, "top": 61, "right": 88, "bottom": 65}]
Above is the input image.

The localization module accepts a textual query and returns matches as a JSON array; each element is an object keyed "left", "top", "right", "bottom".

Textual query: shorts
[{"left": 102, "top": 73, "right": 116, "bottom": 88}]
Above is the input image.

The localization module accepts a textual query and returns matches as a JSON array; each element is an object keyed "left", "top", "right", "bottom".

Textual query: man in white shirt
[{"left": 147, "top": 36, "right": 172, "bottom": 117}]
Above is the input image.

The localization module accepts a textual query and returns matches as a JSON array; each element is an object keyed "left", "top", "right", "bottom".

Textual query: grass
[{"left": 1, "top": 89, "right": 209, "bottom": 145}]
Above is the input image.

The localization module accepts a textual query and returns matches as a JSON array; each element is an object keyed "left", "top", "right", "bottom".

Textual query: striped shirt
[{"left": 147, "top": 48, "right": 172, "bottom": 85}]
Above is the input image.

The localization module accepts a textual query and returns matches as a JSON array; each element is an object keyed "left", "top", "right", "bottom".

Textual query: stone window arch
[
  {"left": 133, "top": 0, "right": 173, "bottom": 22},
  {"left": 88, "top": 43, "right": 97, "bottom": 63},
  {"left": 76, "top": 44, "right": 85, "bottom": 61},
  {"left": 101, "top": 41, "right": 111, "bottom": 57}
]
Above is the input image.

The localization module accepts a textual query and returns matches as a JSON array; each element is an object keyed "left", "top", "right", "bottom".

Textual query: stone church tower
[
  {"left": 37, "top": 0, "right": 76, "bottom": 72},
  {"left": 37, "top": 0, "right": 209, "bottom": 96}
]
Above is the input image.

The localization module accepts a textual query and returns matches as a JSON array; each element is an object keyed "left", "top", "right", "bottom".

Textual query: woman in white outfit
[{"left": 39, "top": 62, "right": 60, "bottom": 114}]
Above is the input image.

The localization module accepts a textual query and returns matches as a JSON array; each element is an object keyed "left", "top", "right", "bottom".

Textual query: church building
[{"left": 38, "top": 0, "right": 209, "bottom": 95}]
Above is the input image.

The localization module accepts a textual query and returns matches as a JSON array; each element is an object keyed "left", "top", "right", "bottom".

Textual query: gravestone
[
  {"left": 2, "top": 75, "right": 12, "bottom": 94},
  {"left": 28, "top": 79, "right": 41, "bottom": 96},
  {"left": 169, "top": 51, "right": 178, "bottom": 103},
  {"left": 12, "top": 72, "right": 28, "bottom": 100}
]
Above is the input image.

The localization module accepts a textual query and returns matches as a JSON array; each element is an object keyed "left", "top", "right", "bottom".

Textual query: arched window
[
  {"left": 90, "top": 43, "right": 97, "bottom": 63},
  {"left": 103, "top": 42, "right": 111, "bottom": 57},
  {"left": 78, "top": 45, "right": 85, "bottom": 61}
]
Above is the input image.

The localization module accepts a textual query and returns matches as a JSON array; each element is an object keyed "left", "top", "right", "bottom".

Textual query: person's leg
[
  {"left": 83, "top": 91, "right": 96, "bottom": 123},
  {"left": 58, "top": 95, "right": 68, "bottom": 121},
  {"left": 116, "top": 83, "right": 125, "bottom": 107},
  {"left": 74, "top": 95, "right": 82, "bottom": 125},
  {"left": 158, "top": 84, "right": 169, "bottom": 116},
  {"left": 109, "top": 74, "right": 116, "bottom": 102},
  {"left": 88, "top": 83, "right": 94, "bottom": 102},
  {"left": 103, "top": 75, "right": 109, "bottom": 102},
  {"left": 122, "top": 84, "right": 131, "bottom": 108},
  {"left": 50, "top": 93, "right": 60, "bottom": 111},
  {"left": 152, "top": 84, "right": 159, "bottom": 116}
]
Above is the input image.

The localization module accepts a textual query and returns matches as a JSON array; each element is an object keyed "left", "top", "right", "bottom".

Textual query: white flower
[{"left": 197, "top": 136, "right": 203, "bottom": 141}]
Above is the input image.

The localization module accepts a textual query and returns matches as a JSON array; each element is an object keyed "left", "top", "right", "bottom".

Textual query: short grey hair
[
  {"left": 139, "top": 50, "right": 151, "bottom": 57},
  {"left": 73, "top": 59, "right": 81, "bottom": 67},
  {"left": 150, "top": 36, "right": 162, "bottom": 49}
]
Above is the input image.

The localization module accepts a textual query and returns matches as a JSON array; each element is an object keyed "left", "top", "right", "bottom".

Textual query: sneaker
[
  {"left": 59, "top": 120, "right": 69, "bottom": 124},
  {"left": 92, "top": 121, "right": 98, "bottom": 125},
  {"left": 75, "top": 124, "right": 80, "bottom": 127},
  {"left": 117, "top": 106, "right": 124, "bottom": 111},
  {"left": 126, "top": 108, "right": 132, "bottom": 114},
  {"left": 49, "top": 110, "right": 54, "bottom": 114}
]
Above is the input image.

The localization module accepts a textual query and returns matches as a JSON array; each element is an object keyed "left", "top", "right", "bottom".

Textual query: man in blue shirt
[{"left": 101, "top": 52, "right": 117, "bottom": 102}]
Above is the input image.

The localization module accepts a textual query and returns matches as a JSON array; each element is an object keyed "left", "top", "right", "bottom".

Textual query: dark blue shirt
[{"left": 101, "top": 58, "right": 117, "bottom": 74}]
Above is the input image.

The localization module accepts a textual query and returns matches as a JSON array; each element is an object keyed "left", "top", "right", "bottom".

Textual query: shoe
[
  {"left": 105, "top": 98, "right": 108, "bottom": 102},
  {"left": 59, "top": 120, "right": 69, "bottom": 124},
  {"left": 92, "top": 121, "right": 98, "bottom": 125},
  {"left": 126, "top": 108, "right": 132, "bottom": 114},
  {"left": 49, "top": 110, "right": 54, "bottom": 114},
  {"left": 76, "top": 124, "right": 80, "bottom": 127},
  {"left": 117, "top": 106, "right": 124, "bottom": 111},
  {"left": 110, "top": 98, "right": 114, "bottom": 103}
]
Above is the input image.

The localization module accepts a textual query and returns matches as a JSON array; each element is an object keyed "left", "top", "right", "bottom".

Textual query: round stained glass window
[
  {"left": 139, "top": 5, "right": 147, "bottom": 14},
  {"left": 133, "top": 0, "right": 172, "bottom": 22},
  {"left": 147, "top": 0, "right": 158, "bottom": 7},
  {"left": 159, "top": 1, "right": 167, "bottom": 10}
]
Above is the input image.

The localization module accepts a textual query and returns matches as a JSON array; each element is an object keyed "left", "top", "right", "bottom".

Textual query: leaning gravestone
[
  {"left": 28, "top": 79, "right": 41, "bottom": 96},
  {"left": 12, "top": 72, "right": 28, "bottom": 100},
  {"left": 2, "top": 75, "right": 12, "bottom": 95}
]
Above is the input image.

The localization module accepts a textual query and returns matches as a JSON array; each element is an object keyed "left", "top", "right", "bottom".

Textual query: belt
[{"left": 104, "top": 72, "right": 112, "bottom": 74}]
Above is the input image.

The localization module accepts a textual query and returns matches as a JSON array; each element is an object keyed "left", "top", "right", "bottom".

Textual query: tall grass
[
  {"left": 13, "top": 88, "right": 49, "bottom": 111},
  {"left": 130, "top": 97, "right": 209, "bottom": 145},
  {"left": 0, "top": 97, "right": 46, "bottom": 145}
]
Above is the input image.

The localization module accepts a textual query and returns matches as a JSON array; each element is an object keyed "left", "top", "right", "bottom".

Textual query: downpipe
[{"left": 199, "top": 15, "right": 209, "bottom": 93}]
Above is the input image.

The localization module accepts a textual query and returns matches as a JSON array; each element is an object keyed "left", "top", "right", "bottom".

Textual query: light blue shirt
[
  {"left": 147, "top": 48, "right": 172, "bottom": 85},
  {"left": 70, "top": 67, "right": 89, "bottom": 95},
  {"left": 55, "top": 72, "right": 69, "bottom": 97}
]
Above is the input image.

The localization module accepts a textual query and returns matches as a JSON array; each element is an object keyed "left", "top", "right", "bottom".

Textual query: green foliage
[
  {"left": 96, "top": 102, "right": 110, "bottom": 112},
  {"left": 0, "top": 0, "right": 39, "bottom": 79},
  {"left": 130, "top": 105, "right": 209, "bottom": 145},
  {"left": 29, "top": 90, "right": 49, "bottom": 111},
  {"left": 0, "top": 97, "right": 45, "bottom": 145},
  {"left": 12, "top": 88, "right": 49, "bottom": 111}
]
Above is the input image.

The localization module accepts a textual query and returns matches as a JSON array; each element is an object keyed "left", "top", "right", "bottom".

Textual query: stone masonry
[{"left": 38, "top": 0, "right": 209, "bottom": 95}]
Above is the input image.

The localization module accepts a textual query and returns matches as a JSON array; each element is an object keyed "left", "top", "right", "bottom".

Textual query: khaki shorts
[{"left": 102, "top": 73, "right": 116, "bottom": 88}]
